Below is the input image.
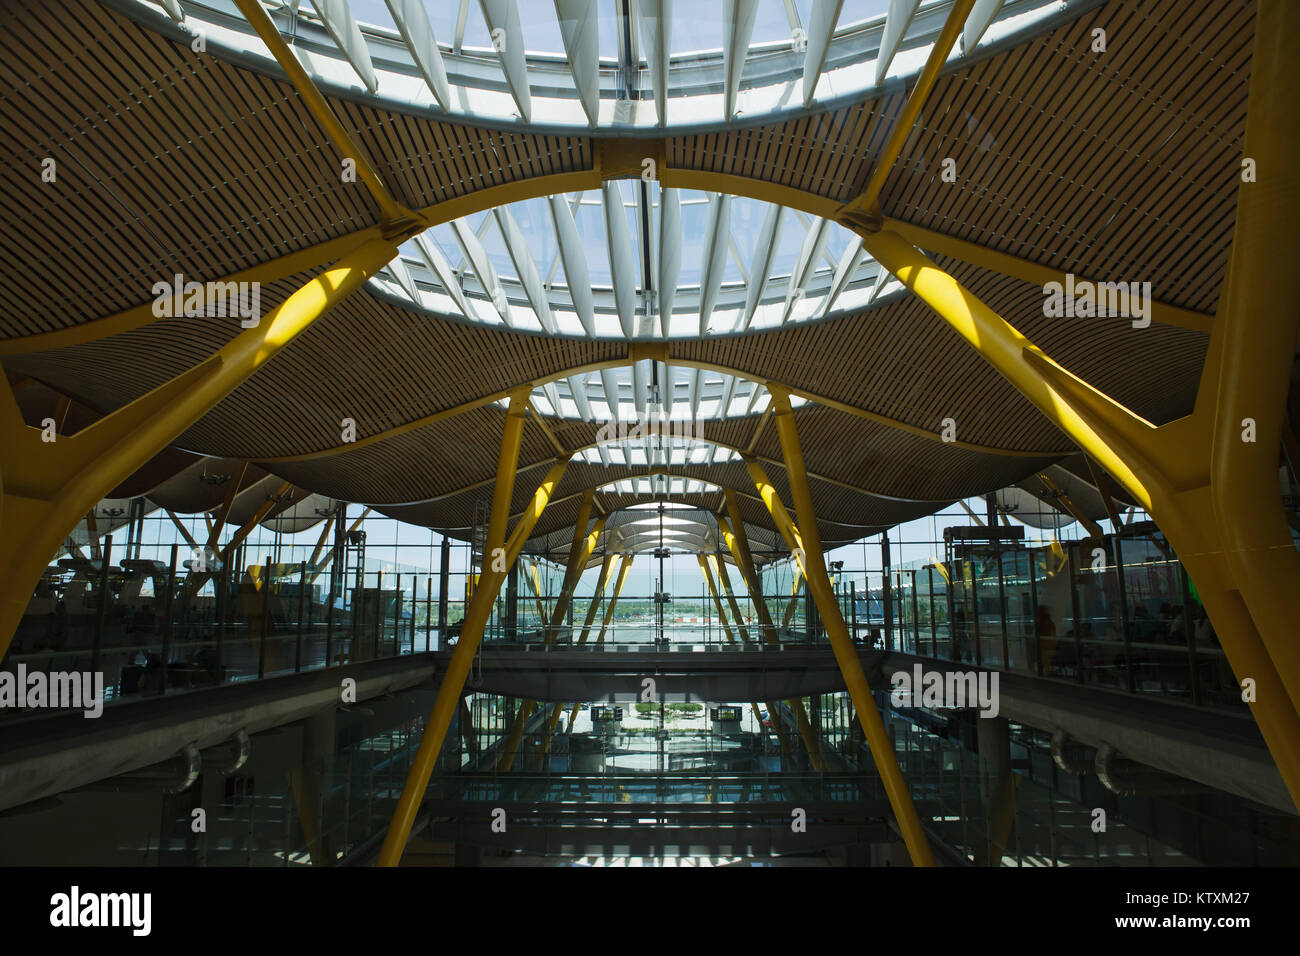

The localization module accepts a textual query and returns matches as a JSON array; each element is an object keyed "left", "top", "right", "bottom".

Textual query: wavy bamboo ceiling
[{"left": 0, "top": 0, "right": 1247, "bottom": 557}]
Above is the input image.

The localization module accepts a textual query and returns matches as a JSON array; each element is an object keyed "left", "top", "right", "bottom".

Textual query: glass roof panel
[
  {"left": 517, "top": 2, "right": 569, "bottom": 56},
  {"left": 418, "top": 1, "right": 459, "bottom": 40},
  {"left": 574, "top": 198, "right": 613, "bottom": 287},
  {"left": 479, "top": 217, "right": 518, "bottom": 283},
  {"left": 458, "top": 2, "right": 494, "bottom": 51},
  {"left": 754, "top": 0, "right": 796, "bottom": 43},
  {"left": 675, "top": 197, "right": 711, "bottom": 289},
  {"left": 838, "top": 1, "right": 896, "bottom": 31},
  {"left": 350, "top": 0, "right": 395, "bottom": 31}
]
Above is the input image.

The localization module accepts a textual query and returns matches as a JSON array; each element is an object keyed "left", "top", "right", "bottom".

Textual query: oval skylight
[
  {"left": 505, "top": 365, "right": 807, "bottom": 424},
  {"left": 371, "top": 187, "right": 902, "bottom": 339}
]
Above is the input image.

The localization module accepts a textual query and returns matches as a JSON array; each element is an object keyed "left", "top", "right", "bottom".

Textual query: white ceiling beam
[
  {"left": 414, "top": 233, "right": 475, "bottom": 320},
  {"left": 599, "top": 367, "right": 622, "bottom": 421},
  {"left": 386, "top": 0, "right": 453, "bottom": 110},
  {"left": 782, "top": 217, "right": 831, "bottom": 324},
  {"left": 964, "top": 0, "right": 1005, "bottom": 53},
  {"left": 688, "top": 368, "right": 703, "bottom": 421},
  {"left": 722, "top": 0, "right": 759, "bottom": 119},
  {"left": 541, "top": 381, "right": 564, "bottom": 417},
  {"left": 493, "top": 206, "right": 558, "bottom": 334},
  {"left": 741, "top": 204, "right": 785, "bottom": 330},
  {"left": 547, "top": 193, "right": 597, "bottom": 337},
  {"left": 698, "top": 194, "right": 732, "bottom": 336},
  {"left": 876, "top": 0, "right": 921, "bottom": 85},
  {"left": 567, "top": 375, "right": 595, "bottom": 421},
  {"left": 781, "top": 0, "right": 801, "bottom": 32},
  {"left": 478, "top": 0, "right": 533, "bottom": 122},
  {"left": 310, "top": 0, "right": 379, "bottom": 93},
  {"left": 800, "top": 0, "right": 842, "bottom": 107},
  {"left": 657, "top": 188, "right": 681, "bottom": 338},
  {"left": 160, "top": 0, "right": 184, "bottom": 22},
  {"left": 450, "top": 218, "right": 511, "bottom": 326},
  {"left": 453, "top": 0, "right": 470, "bottom": 52},
  {"left": 637, "top": 0, "right": 672, "bottom": 127},
  {"left": 602, "top": 184, "right": 639, "bottom": 339},
  {"left": 452, "top": 213, "right": 494, "bottom": 272},
  {"left": 717, "top": 373, "right": 738, "bottom": 418},
  {"left": 385, "top": 251, "right": 420, "bottom": 301},
  {"left": 865, "top": 262, "right": 891, "bottom": 307},
  {"left": 727, "top": 238, "right": 750, "bottom": 285},
  {"left": 632, "top": 359, "right": 650, "bottom": 419},
  {"left": 555, "top": 0, "right": 601, "bottom": 126},
  {"left": 819, "top": 233, "right": 864, "bottom": 317}
]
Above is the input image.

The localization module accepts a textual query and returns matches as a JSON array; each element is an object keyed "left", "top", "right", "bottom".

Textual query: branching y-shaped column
[
  {"left": 856, "top": 1, "right": 1300, "bottom": 804},
  {"left": 0, "top": 236, "right": 403, "bottom": 656}
]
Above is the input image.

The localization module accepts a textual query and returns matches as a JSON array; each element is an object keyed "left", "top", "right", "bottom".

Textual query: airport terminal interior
[{"left": 0, "top": 0, "right": 1297, "bottom": 869}]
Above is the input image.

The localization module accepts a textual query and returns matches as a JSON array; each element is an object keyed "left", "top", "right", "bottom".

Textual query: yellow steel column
[
  {"left": 187, "top": 479, "right": 293, "bottom": 596},
  {"left": 0, "top": 236, "right": 401, "bottom": 655},
  {"left": 709, "top": 553, "right": 753, "bottom": 644},
  {"left": 702, "top": 554, "right": 790, "bottom": 754},
  {"left": 742, "top": 457, "right": 807, "bottom": 577},
  {"left": 574, "top": 552, "right": 617, "bottom": 647},
  {"left": 716, "top": 509, "right": 824, "bottom": 771},
  {"left": 502, "top": 502, "right": 606, "bottom": 770},
  {"left": 698, "top": 553, "right": 793, "bottom": 762},
  {"left": 567, "top": 552, "right": 634, "bottom": 728},
  {"left": 593, "top": 552, "right": 634, "bottom": 647},
  {"left": 1209, "top": 0, "right": 1300, "bottom": 715},
  {"left": 790, "top": 701, "right": 823, "bottom": 771},
  {"left": 497, "top": 699, "right": 536, "bottom": 773},
  {"left": 782, "top": 566, "right": 805, "bottom": 630},
  {"left": 306, "top": 507, "right": 338, "bottom": 569},
  {"left": 767, "top": 384, "right": 936, "bottom": 866},
  {"left": 859, "top": 226, "right": 1300, "bottom": 809},
  {"left": 697, "top": 554, "right": 737, "bottom": 645},
  {"left": 488, "top": 390, "right": 532, "bottom": 563},
  {"left": 206, "top": 461, "right": 249, "bottom": 555},
  {"left": 525, "top": 561, "right": 548, "bottom": 627},
  {"left": 375, "top": 459, "right": 568, "bottom": 866},
  {"left": 544, "top": 551, "right": 618, "bottom": 753},
  {"left": 838, "top": 0, "right": 976, "bottom": 225},
  {"left": 542, "top": 492, "right": 600, "bottom": 644},
  {"left": 232, "top": 0, "right": 417, "bottom": 229},
  {"left": 308, "top": 507, "right": 372, "bottom": 585},
  {"left": 766, "top": 705, "right": 795, "bottom": 763},
  {"left": 540, "top": 709, "right": 564, "bottom": 757}
]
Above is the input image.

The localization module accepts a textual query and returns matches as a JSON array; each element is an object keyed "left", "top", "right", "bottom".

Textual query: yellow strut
[
  {"left": 766, "top": 384, "right": 936, "bottom": 866},
  {"left": 0, "top": 237, "right": 400, "bottom": 656},
  {"left": 375, "top": 458, "right": 568, "bottom": 866},
  {"left": 566, "top": 552, "right": 634, "bottom": 729},
  {"left": 716, "top": 506, "right": 825, "bottom": 772}
]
